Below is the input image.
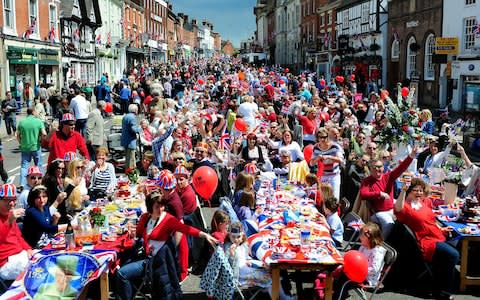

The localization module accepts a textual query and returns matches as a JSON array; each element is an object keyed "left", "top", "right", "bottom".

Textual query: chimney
[
  {"left": 178, "top": 13, "right": 184, "bottom": 19},
  {"left": 202, "top": 21, "right": 207, "bottom": 27},
  {"left": 192, "top": 19, "right": 197, "bottom": 25}
]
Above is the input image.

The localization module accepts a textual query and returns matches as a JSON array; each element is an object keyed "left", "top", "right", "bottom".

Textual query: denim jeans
[
  {"left": 432, "top": 241, "right": 459, "bottom": 294},
  {"left": 20, "top": 150, "right": 43, "bottom": 187},
  {"left": 370, "top": 210, "right": 395, "bottom": 239},
  {"left": 75, "top": 119, "right": 87, "bottom": 137},
  {"left": 5, "top": 115, "right": 16, "bottom": 135},
  {"left": 115, "top": 259, "right": 146, "bottom": 300}
]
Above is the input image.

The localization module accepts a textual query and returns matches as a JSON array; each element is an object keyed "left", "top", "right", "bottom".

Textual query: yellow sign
[{"left": 435, "top": 37, "right": 459, "bottom": 55}]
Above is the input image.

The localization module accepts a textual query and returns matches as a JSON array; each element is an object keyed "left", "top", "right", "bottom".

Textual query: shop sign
[
  {"left": 435, "top": 37, "right": 459, "bottom": 55},
  {"left": 406, "top": 20, "right": 419, "bottom": 28}
]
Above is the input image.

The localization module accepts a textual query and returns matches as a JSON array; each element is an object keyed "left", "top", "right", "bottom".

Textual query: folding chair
[
  {"left": 402, "top": 223, "right": 434, "bottom": 282},
  {"left": 339, "top": 197, "right": 351, "bottom": 219},
  {"left": 132, "top": 255, "right": 153, "bottom": 300},
  {"left": 341, "top": 211, "right": 363, "bottom": 251},
  {"left": 338, "top": 242, "right": 397, "bottom": 300}
]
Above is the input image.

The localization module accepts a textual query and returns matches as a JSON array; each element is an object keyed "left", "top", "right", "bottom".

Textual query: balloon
[
  {"left": 192, "top": 166, "right": 218, "bottom": 199},
  {"left": 320, "top": 112, "right": 330, "bottom": 122},
  {"left": 380, "top": 90, "right": 389, "bottom": 100},
  {"left": 285, "top": 68, "right": 289, "bottom": 73},
  {"left": 335, "top": 76, "right": 341, "bottom": 82},
  {"left": 234, "top": 118, "right": 247, "bottom": 132},
  {"left": 279, "top": 80, "right": 285, "bottom": 85},
  {"left": 105, "top": 102, "right": 113, "bottom": 113},
  {"left": 198, "top": 79, "right": 205, "bottom": 85},
  {"left": 350, "top": 74, "right": 355, "bottom": 81},
  {"left": 343, "top": 250, "right": 368, "bottom": 283},
  {"left": 320, "top": 79, "right": 326, "bottom": 86},
  {"left": 303, "top": 144, "right": 314, "bottom": 163},
  {"left": 401, "top": 87, "right": 409, "bottom": 97},
  {"left": 338, "top": 76, "right": 345, "bottom": 83}
]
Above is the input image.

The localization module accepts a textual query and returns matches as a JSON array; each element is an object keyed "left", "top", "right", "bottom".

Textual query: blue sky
[{"left": 172, "top": 0, "right": 257, "bottom": 48}]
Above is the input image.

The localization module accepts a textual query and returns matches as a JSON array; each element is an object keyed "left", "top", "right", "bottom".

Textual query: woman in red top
[
  {"left": 394, "top": 178, "right": 458, "bottom": 300},
  {"left": 295, "top": 107, "right": 317, "bottom": 145},
  {"left": 115, "top": 192, "right": 217, "bottom": 300}
]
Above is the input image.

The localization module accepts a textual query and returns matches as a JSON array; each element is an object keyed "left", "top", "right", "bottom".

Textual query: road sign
[{"left": 435, "top": 37, "right": 459, "bottom": 55}]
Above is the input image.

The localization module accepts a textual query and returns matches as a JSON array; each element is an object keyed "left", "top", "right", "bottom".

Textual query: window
[
  {"left": 424, "top": 34, "right": 435, "bottom": 80},
  {"left": 466, "top": 0, "right": 476, "bottom": 5},
  {"left": 29, "top": 0, "right": 38, "bottom": 36},
  {"left": 320, "top": 14, "right": 324, "bottom": 26},
  {"left": 49, "top": 4, "right": 57, "bottom": 40},
  {"left": 328, "top": 11, "right": 332, "bottom": 25},
  {"left": 464, "top": 17, "right": 476, "bottom": 50},
  {"left": 406, "top": 37, "right": 417, "bottom": 79},
  {"left": 391, "top": 40, "right": 399, "bottom": 61},
  {"left": 3, "top": 0, "right": 14, "bottom": 29},
  {"left": 72, "top": 0, "right": 80, "bottom": 16}
]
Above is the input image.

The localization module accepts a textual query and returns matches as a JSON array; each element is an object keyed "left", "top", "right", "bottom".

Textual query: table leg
[
  {"left": 100, "top": 272, "right": 109, "bottom": 300},
  {"left": 271, "top": 267, "right": 280, "bottom": 300},
  {"left": 460, "top": 239, "right": 468, "bottom": 292},
  {"left": 325, "top": 273, "right": 333, "bottom": 300}
]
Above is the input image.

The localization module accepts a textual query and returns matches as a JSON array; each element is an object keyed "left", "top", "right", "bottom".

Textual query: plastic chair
[
  {"left": 338, "top": 242, "right": 398, "bottom": 300},
  {"left": 401, "top": 223, "right": 434, "bottom": 282},
  {"left": 341, "top": 211, "right": 363, "bottom": 251},
  {"left": 106, "top": 132, "right": 126, "bottom": 171}
]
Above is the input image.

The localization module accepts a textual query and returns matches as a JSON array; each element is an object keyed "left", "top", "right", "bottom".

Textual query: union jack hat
[
  {"left": 174, "top": 166, "right": 190, "bottom": 177},
  {"left": 61, "top": 113, "right": 76, "bottom": 123},
  {"left": 244, "top": 163, "right": 258, "bottom": 175},
  {"left": 158, "top": 170, "right": 176, "bottom": 190},
  {"left": 63, "top": 151, "right": 77, "bottom": 162},
  {"left": 0, "top": 183, "right": 16, "bottom": 198},
  {"left": 27, "top": 165, "right": 43, "bottom": 176}
]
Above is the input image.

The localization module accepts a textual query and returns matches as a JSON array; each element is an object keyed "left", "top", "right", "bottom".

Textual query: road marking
[{"left": 8, "top": 153, "right": 48, "bottom": 173}]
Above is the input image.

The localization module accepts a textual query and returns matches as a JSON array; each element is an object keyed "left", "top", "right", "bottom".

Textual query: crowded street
[{"left": 1, "top": 1, "right": 480, "bottom": 300}]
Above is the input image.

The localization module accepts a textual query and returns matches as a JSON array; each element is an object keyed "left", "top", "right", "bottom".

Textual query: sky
[{"left": 172, "top": 0, "right": 257, "bottom": 48}]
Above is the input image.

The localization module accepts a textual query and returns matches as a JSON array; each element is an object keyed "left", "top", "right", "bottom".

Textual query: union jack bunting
[
  {"left": 473, "top": 23, "right": 480, "bottom": 37},
  {"left": 218, "top": 124, "right": 231, "bottom": 151}
]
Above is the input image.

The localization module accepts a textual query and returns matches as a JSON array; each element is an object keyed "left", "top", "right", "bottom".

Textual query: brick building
[{"left": 124, "top": 0, "right": 145, "bottom": 68}]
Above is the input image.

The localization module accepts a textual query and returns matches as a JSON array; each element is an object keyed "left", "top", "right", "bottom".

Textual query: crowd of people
[{"left": 0, "top": 57, "right": 479, "bottom": 300}]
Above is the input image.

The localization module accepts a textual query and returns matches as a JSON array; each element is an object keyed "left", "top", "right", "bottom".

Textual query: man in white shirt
[
  {"left": 238, "top": 95, "right": 258, "bottom": 130},
  {"left": 69, "top": 89, "right": 90, "bottom": 137}
]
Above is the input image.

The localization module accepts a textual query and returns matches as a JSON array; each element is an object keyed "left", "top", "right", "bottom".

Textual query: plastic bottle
[
  {"left": 65, "top": 221, "right": 75, "bottom": 250},
  {"left": 300, "top": 217, "right": 311, "bottom": 252}
]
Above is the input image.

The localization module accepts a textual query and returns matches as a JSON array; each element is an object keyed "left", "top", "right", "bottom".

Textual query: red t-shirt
[
  {"left": 177, "top": 184, "right": 197, "bottom": 216},
  {"left": 0, "top": 215, "right": 31, "bottom": 267},
  {"left": 297, "top": 115, "right": 317, "bottom": 135},
  {"left": 44, "top": 130, "right": 90, "bottom": 164}
]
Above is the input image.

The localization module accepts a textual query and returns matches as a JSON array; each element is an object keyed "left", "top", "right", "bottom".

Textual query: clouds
[{"left": 172, "top": 0, "right": 256, "bottom": 47}]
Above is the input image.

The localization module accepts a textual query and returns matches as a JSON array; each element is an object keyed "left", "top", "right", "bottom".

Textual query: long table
[{"left": 248, "top": 182, "right": 343, "bottom": 300}]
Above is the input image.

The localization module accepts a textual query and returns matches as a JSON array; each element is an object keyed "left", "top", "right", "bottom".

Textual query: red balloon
[
  {"left": 192, "top": 166, "right": 218, "bottom": 199},
  {"left": 343, "top": 250, "right": 369, "bottom": 283},
  {"left": 350, "top": 74, "right": 355, "bottom": 81},
  {"left": 320, "top": 79, "right": 326, "bottom": 86},
  {"left": 303, "top": 144, "right": 314, "bottom": 164},
  {"left": 401, "top": 87, "right": 409, "bottom": 97},
  {"left": 279, "top": 80, "right": 285, "bottom": 85},
  {"left": 234, "top": 118, "right": 247, "bottom": 132},
  {"left": 285, "top": 68, "right": 289, "bottom": 73},
  {"left": 198, "top": 79, "right": 205, "bottom": 85},
  {"left": 338, "top": 76, "right": 345, "bottom": 83},
  {"left": 105, "top": 102, "right": 113, "bottom": 113}
]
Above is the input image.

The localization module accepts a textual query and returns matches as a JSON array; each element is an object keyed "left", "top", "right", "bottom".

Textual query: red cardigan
[
  {"left": 0, "top": 215, "right": 31, "bottom": 267},
  {"left": 137, "top": 212, "right": 201, "bottom": 255},
  {"left": 359, "top": 156, "right": 413, "bottom": 212}
]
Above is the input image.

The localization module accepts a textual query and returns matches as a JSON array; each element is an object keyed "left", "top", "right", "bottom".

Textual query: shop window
[
  {"left": 424, "top": 34, "right": 435, "bottom": 80},
  {"left": 3, "top": 0, "right": 15, "bottom": 30},
  {"left": 464, "top": 17, "right": 476, "bottom": 50},
  {"left": 391, "top": 40, "right": 399, "bottom": 61},
  {"left": 406, "top": 37, "right": 417, "bottom": 79}
]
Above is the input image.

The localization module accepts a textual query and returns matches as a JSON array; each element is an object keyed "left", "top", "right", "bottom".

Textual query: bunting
[
  {"left": 73, "top": 28, "right": 80, "bottom": 41},
  {"left": 473, "top": 23, "right": 480, "bottom": 37}
]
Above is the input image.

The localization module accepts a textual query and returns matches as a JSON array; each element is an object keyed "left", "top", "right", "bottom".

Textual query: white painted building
[
  {"left": 96, "top": 0, "right": 126, "bottom": 82},
  {"left": 198, "top": 24, "right": 215, "bottom": 58},
  {"left": 286, "top": 0, "right": 301, "bottom": 66},
  {"left": 440, "top": 0, "right": 480, "bottom": 112},
  {"left": 275, "top": 0, "right": 288, "bottom": 65}
]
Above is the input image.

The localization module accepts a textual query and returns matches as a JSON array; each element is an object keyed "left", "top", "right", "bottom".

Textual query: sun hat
[
  {"left": 27, "top": 166, "right": 43, "bottom": 177},
  {"left": 0, "top": 183, "right": 16, "bottom": 198},
  {"left": 158, "top": 170, "right": 177, "bottom": 189}
]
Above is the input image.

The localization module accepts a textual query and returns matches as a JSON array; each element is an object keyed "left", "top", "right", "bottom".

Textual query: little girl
[
  {"left": 358, "top": 222, "right": 387, "bottom": 287},
  {"left": 234, "top": 191, "right": 256, "bottom": 221},
  {"left": 224, "top": 222, "right": 294, "bottom": 300},
  {"left": 321, "top": 197, "right": 344, "bottom": 247},
  {"left": 210, "top": 210, "right": 230, "bottom": 244}
]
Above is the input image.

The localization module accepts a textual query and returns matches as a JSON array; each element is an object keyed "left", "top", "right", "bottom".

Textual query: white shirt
[
  {"left": 238, "top": 102, "right": 258, "bottom": 128},
  {"left": 70, "top": 95, "right": 90, "bottom": 119}
]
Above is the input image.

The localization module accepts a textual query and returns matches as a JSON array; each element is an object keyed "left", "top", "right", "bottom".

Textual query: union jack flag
[
  {"left": 48, "top": 26, "right": 56, "bottom": 43},
  {"left": 22, "top": 18, "right": 36, "bottom": 39},
  {"left": 473, "top": 23, "right": 480, "bottom": 36},
  {"left": 218, "top": 124, "right": 231, "bottom": 151},
  {"left": 73, "top": 28, "right": 80, "bottom": 41},
  {"left": 95, "top": 34, "right": 102, "bottom": 44},
  {"left": 107, "top": 31, "right": 111, "bottom": 45}
]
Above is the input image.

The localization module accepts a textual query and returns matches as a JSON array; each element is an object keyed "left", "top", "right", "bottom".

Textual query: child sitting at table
[
  {"left": 224, "top": 222, "right": 294, "bottom": 300},
  {"left": 211, "top": 210, "right": 230, "bottom": 244},
  {"left": 330, "top": 222, "right": 386, "bottom": 300},
  {"left": 320, "top": 197, "right": 344, "bottom": 247},
  {"left": 234, "top": 191, "right": 258, "bottom": 221}
]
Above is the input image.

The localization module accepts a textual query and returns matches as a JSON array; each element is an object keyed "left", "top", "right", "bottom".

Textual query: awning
[
  {"left": 7, "top": 46, "right": 38, "bottom": 64},
  {"left": 38, "top": 59, "right": 59, "bottom": 65},
  {"left": 126, "top": 47, "right": 146, "bottom": 55}
]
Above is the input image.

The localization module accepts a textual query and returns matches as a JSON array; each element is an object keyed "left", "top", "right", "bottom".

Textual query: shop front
[
  {"left": 450, "top": 60, "right": 480, "bottom": 113},
  {"left": 126, "top": 47, "right": 146, "bottom": 69},
  {"left": 38, "top": 49, "right": 60, "bottom": 88}
]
